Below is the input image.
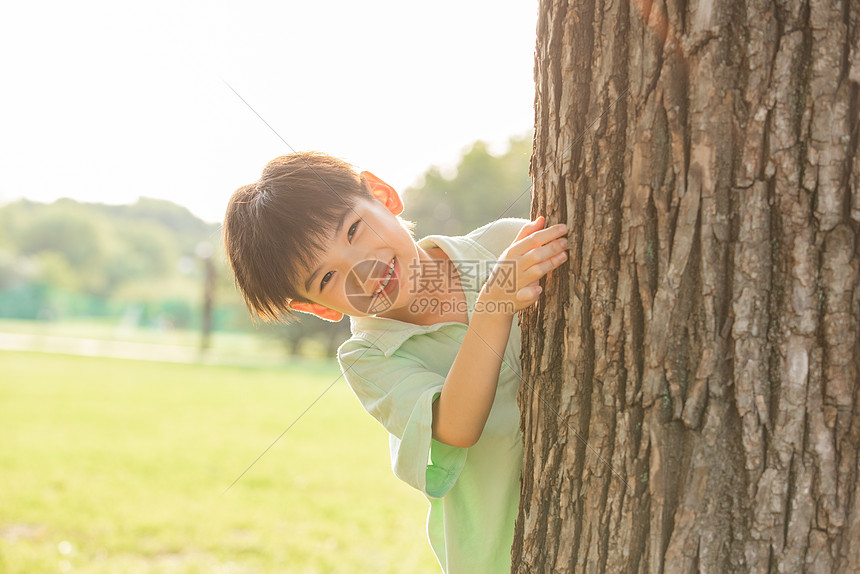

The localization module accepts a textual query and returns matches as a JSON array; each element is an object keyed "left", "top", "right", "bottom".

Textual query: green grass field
[{"left": 0, "top": 351, "right": 439, "bottom": 573}]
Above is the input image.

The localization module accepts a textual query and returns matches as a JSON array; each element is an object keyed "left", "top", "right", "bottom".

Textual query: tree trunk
[{"left": 514, "top": 0, "right": 860, "bottom": 572}]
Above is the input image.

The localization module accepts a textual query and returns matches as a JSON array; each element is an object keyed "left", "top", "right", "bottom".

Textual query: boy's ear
[
  {"left": 288, "top": 301, "right": 344, "bottom": 322},
  {"left": 361, "top": 171, "right": 403, "bottom": 216}
]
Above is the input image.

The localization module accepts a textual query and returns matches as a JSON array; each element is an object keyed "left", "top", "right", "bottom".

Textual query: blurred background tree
[{"left": 402, "top": 132, "right": 532, "bottom": 238}]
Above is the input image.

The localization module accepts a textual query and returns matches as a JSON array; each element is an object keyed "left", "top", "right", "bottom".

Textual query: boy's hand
[{"left": 479, "top": 216, "right": 568, "bottom": 314}]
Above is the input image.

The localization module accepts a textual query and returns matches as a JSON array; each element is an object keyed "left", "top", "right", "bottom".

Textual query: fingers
[
  {"left": 514, "top": 216, "right": 546, "bottom": 242},
  {"left": 509, "top": 220, "right": 568, "bottom": 257},
  {"left": 515, "top": 283, "right": 543, "bottom": 302},
  {"left": 499, "top": 216, "right": 570, "bottom": 311},
  {"left": 525, "top": 236, "right": 567, "bottom": 265},
  {"left": 516, "top": 239, "right": 567, "bottom": 287}
]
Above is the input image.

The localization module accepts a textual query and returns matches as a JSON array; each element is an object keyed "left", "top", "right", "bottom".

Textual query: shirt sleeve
[
  {"left": 469, "top": 217, "right": 531, "bottom": 259},
  {"left": 337, "top": 338, "right": 467, "bottom": 498}
]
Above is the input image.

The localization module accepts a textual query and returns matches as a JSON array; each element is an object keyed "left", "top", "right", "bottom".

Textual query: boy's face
[{"left": 289, "top": 180, "right": 418, "bottom": 321}]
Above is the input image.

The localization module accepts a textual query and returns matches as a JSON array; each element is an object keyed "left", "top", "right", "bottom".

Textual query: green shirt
[{"left": 337, "top": 218, "right": 528, "bottom": 573}]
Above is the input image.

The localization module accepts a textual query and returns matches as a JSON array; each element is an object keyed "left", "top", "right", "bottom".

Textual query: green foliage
[
  {"left": 88, "top": 197, "right": 217, "bottom": 253},
  {"left": 0, "top": 197, "right": 224, "bottom": 322},
  {"left": 17, "top": 210, "right": 104, "bottom": 270},
  {"left": 30, "top": 252, "right": 80, "bottom": 290},
  {"left": 104, "top": 221, "right": 175, "bottom": 289},
  {"left": 403, "top": 132, "right": 533, "bottom": 238}
]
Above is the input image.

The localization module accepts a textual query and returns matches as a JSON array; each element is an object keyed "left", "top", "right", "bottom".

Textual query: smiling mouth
[{"left": 372, "top": 257, "right": 396, "bottom": 298}]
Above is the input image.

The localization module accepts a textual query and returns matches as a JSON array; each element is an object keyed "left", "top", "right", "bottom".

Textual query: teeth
[{"left": 373, "top": 258, "right": 395, "bottom": 297}]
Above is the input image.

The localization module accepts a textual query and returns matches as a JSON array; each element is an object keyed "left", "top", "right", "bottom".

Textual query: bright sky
[{"left": 0, "top": 1, "right": 538, "bottom": 223}]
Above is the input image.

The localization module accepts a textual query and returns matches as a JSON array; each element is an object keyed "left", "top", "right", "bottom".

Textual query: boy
[{"left": 223, "top": 152, "right": 568, "bottom": 572}]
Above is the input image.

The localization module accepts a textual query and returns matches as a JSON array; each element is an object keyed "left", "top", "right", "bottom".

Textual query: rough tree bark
[{"left": 513, "top": 0, "right": 860, "bottom": 572}]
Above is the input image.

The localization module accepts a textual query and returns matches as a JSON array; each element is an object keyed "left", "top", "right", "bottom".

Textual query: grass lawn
[{"left": 0, "top": 351, "right": 439, "bottom": 573}]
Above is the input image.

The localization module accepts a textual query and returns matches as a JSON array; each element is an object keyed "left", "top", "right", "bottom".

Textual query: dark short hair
[{"left": 222, "top": 152, "right": 374, "bottom": 322}]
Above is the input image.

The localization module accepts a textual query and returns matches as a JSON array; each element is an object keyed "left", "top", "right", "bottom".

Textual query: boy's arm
[{"left": 431, "top": 217, "right": 568, "bottom": 448}]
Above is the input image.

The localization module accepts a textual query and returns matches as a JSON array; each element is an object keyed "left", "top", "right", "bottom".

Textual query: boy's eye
[
  {"left": 318, "top": 221, "right": 359, "bottom": 292},
  {"left": 320, "top": 271, "right": 334, "bottom": 291}
]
